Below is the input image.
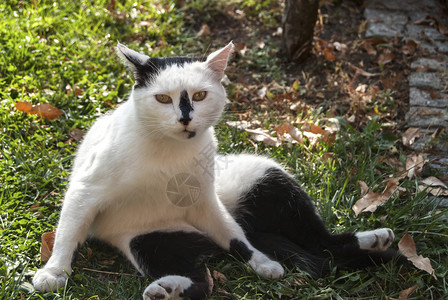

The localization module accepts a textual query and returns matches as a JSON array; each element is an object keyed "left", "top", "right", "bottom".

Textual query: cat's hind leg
[
  {"left": 129, "top": 231, "right": 220, "bottom": 300},
  {"left": 231, "top": 165, "right": 402, "bottom": 275}
]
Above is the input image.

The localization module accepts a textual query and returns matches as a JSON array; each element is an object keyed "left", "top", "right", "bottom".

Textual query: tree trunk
[{"left": 281, "top": 0, "right": 319, "bottom": 63}]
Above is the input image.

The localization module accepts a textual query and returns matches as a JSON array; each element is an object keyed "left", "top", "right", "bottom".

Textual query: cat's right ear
[
  {"left": 206, "top": 42, "right": 234, "bottom": 80},
  {"left": 116, "top": 43, "right": 151, "bottom": 85}
]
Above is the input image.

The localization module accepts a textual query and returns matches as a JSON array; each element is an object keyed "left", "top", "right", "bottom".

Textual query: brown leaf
[
  {"left": 402, "top": 40, "right": 419, "bottom": 56},
  {"left": 352, "top": 179, "right": 399, "bottom": 216},
  {"left": 69, "top": 128, "right": 84, "bottom": 142},
  {"left": 100, "top": 259, "right": 115, "bottom": 265},
  {"left": 398, "top": 285, "right": 418, "bottom": 300},
  {"left": 73, "top": 87, "right": 84, "bottom": 97},
  {"left": 212, "top": 270, "right": 227, "bottom": 283},
  {"left": 419, "top": 176, "right": 448, "bottom": 196},
  {"left": 402, "top": 128, "right": 420, "bottom": 147},
  {"left": 363, "top": 38, "right": 387, "bottom": 55},
  {"left": 363, "top": 40, "right": 377, "bottom": 55},
  {"left": 40, "top": 231, "right": 56, "bottom": 262},
  {"left": 275, "top": 123, "right": 303, "bottom": 144},
  {"left": 323, "top": 48, "right": 336, "bottom": 61},
  {"left": 302, "top": 122, "right": 324, "bottom": 134},
  {"left": 358, "top": 180, "right": 369, "bottom": 196},
  {"left": 302, "top": 131, "right": 321, "bottom": 146},
  {"left": 245, "top": 128, "right": 281, "bottom": 147},
  {"left": 196, "top": 23, "right": 211, "bottom": 37},
  {"left": 375, "top": 51, "right": 396, "bottom": 65},
  {"left": 322, "top": 128, "right": 336, "bottom": 145},
  {"left": 398, "top": 233, "right": 437, "bottom": 279},
  {"left": 205, "top": 266, "right": 214, "bottom": 297},
  {"left": 406, "top": 153, "right": 425, "bottom": 179},
  {"left": 388, "top": 285, "right": 418, "bottom": 300},
  {"left": 15, "top": 101, "right": 63, "bottom": 120},
  {"left": 422, "top": 176, "right": 448, "bottom": 189}
]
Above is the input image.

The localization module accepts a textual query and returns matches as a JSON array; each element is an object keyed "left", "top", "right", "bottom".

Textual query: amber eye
[
  {"left": 192, "top": 91, "right": 207, "bottom": 101},
  {"left": 155, "top": 94, "right": 172, "bottom": 104}
]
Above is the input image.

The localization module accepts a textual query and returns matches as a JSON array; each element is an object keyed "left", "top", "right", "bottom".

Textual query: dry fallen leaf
[
  {"left": 388, "top": 285, "right": 418, "bottom": 300},
  {"left": 69, "top": 128, "right": 84, "bottom": 142},
  {"left": 422, "top": 176, "right": 448, "bottom": 189},
  {"left": 15, "top": 101, "right": 63, "bottom": 121},
  {"left": 100, "top": 259, "right": 115, "bottom": 265},
  {"left": 245, "top": 128, "right": 281, "bottom": 147},
  {"left": 275, "top": 123, "right": 303, "bottom": 144},
  {"left": 359, "top": 180, "right": 369, "bottom": 196},
  {"left": 212, "top": 270, "right": 227, "bottom": 283},
  {"left": 363, "top": 38, "right": 387, "bottom": 56},
  {"left": 323, "top": 47, "right": 336, "bottom": 61},
  {"left": 418, "top": 176, "right": 448, "bottom": 196},
  {"left": 352, "top": 179, "right": 399, "bottom": 216},
  {"left": 302, "top": 122, "right": 324, "bottom": 134},
  {"left": 205, "top": 266, "right": 214, "bottom": 297},
  {"left": 402, "top": 40, "right": 419, "bottom": 56},
  {"left": 196, "top": 23, "right": 211, "bottom": 37},
  {"left": 402, "top": 128, "right": 420, "bottom": 147},
  {"left": 40, "top": 231, "right": 56, "bottom": 262},
  {"left": 302, "top": 131, "right": 321, "bottom": 146},
  {"left": 398, "top": 232, "right": 437, "bottom": 279},
  {"left": 406, "top": 153, "right": 425, "bottom": 179},
  {"left": 375, "top": 51, "right": 396, "bottom": 65}
]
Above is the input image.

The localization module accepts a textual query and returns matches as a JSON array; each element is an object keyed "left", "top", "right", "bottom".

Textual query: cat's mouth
[{"left": 183, "top": 129, "right": 196, "bottom": 139}]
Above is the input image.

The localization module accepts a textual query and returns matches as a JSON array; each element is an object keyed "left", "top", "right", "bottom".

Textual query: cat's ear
[
  {"left": 116, "top": 43, "right": 152, "bottom": 85},
  {"left": 205, "top": 42, "right": 234, "bottom": 80}
]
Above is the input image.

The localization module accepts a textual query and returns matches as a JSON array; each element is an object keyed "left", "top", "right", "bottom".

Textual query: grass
[{"left": 1, "top": 0, "right": 447, "bottom": 299}]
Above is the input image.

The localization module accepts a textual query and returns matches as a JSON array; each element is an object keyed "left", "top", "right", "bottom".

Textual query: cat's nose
[{"left": 179, "top": 117, "right": 191, "bottom": 126}]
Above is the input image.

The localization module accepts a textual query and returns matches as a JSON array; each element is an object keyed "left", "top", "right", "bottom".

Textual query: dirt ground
[{"left": 189, "top": 0, "right": 413, "bottom": 129}]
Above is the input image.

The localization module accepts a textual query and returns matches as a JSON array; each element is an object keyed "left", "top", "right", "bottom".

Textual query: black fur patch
[
  {"left": 130, "top": 231, "right": 220, "bottom": 281},
  {"left": 229, "top": 239, "right": 253, "bottom": 262},
  {"left": 179, "top": 90, "right": 193, "bottom": 125},
  {"left": 134, "top": 57, "right": 204, "bottom": 88}
]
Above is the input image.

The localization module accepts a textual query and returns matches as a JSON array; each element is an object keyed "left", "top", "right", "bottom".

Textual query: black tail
[{"left": 234, "top": 167, "right": 405, "bottom": 277}]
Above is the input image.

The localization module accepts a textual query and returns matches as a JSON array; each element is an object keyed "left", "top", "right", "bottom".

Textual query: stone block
[
  {"left": 406, "top": 24, "right": 448, "bottom": 41},
  {"left": 409, "top": 88, "right": 448, "bottom": 108},
  {"left": 365, "top": 0, "right": 439, "bottom": 12},
  {"left": 364, "top": 8, "right": 407, "bottom": 37},
  {"left": 409, "top": 72, "right": 443, "bottom": 89},
  {"left": 411, "top": 57, "right": 448, "bottom": 71},
  {"left": 406, "top": 106, "right": 448, "bottom": 128}
]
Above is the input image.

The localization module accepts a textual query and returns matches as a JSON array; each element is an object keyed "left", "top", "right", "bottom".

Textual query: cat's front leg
[
  {"left": 189, "top": 193, "right": 284, "bottom": 279},
  {"left": 33, "top": 186, "right": 99, "bottom": 292}
]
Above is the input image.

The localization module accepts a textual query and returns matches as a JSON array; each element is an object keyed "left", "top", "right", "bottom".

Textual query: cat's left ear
[{"left": 206, "top": 42, "right": 234, "bottom": 80}]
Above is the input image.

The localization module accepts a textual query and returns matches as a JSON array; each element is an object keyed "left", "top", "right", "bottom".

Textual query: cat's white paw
[
  {"left": 356, "top": 228, "right": 395, "bottom": 251},
  {"left": 250, "top": 256, "right": 284, "bottom": 279},
  {"left": 33, "top": 267, "right": 68, "bottom": 292},
  {"left": 143, "top": 276, "right": 193, "bottom": 300}
]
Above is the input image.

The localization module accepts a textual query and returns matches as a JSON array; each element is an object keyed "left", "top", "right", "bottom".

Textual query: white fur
[
  {"left": 33, "top": 43, "right": 284, "bottom": 294},
  {"left": 355, "top": 228, "right": 394, "bottom": 251},
  {"left": 143, "top": 276, "right": 193, "bottom": 300}
]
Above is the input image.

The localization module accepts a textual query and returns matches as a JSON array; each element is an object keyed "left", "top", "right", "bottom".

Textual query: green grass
[{"left": 1, "top": 0, "right": 447, "bottom": 299}]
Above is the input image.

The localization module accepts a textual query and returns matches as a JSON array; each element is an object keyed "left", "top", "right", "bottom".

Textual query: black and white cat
[{"left": 33, "top": 42, "right": 401, "bottom": 300}]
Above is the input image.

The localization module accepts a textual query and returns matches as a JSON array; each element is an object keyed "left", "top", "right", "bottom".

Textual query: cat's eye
[
  {"left": 192, "top": 91, "right": 207, "bottom": 102},
  {"left": 155, "top": 94, "right": 172, "bottom": 104}
]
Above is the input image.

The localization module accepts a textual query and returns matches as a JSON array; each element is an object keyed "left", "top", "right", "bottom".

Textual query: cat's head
[{"left": 116, "top": 42, "right": 234, "bottom": 141}]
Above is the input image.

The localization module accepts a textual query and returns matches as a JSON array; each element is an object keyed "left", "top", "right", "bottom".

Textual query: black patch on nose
[{"left": 179, "top": 90, "right": 193, "bottom": 125}]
